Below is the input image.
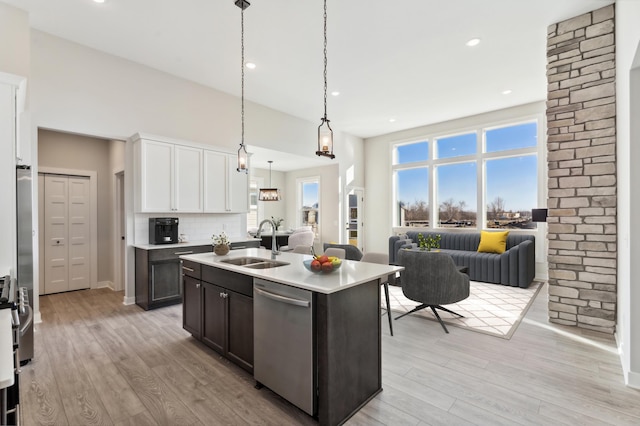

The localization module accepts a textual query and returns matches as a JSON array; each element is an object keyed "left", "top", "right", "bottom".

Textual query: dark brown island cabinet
[
  {"left": 135, "top": 241, "right": 260, "bottom": 311},
  {"left": 135, "top": 245, "right": 213, "bottom": 310},
  {"left": 181, "top": 254, "right": 384, "bottom": 426},
  {"left": 182, "top": 259, "right": 254, "bottom": 373}
]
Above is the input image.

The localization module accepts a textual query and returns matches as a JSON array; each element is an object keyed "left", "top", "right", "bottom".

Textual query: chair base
[{"left": 394, "top": 304, "right": 464, "bottom": 334}]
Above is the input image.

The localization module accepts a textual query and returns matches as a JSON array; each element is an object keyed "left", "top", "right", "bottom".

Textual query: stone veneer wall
[{"left": 546, "top": 4, "right": 617, "bottom": 334}]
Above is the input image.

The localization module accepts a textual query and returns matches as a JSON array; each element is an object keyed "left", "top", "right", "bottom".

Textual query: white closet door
[
  {"left": 67, "top": 176, "right": 91, "bottom": 291},
  {"left": 42, "top": 174, "right": 92, "bottom": 294},
  {"left": 44, "top": 175, "right": 69, "bottom": 294}
]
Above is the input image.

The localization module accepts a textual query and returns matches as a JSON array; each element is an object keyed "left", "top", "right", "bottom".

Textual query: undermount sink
[
  {"left": 220, "top": 257, "right": 265, "bottom": 266},
  {"left": 220, "top": 257, "right": 290, "bottom": 269},
  {"left": 244, "top": 260, "right": 290, "bottom": 269}
]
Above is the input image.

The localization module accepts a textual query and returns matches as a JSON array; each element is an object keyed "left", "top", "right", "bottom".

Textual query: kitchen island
[
  {"left": 132, "top": 237, "right": 261, "bottom": 310},
  {"left": 180, "top": 248, "right": 403, "bottom": 426}
]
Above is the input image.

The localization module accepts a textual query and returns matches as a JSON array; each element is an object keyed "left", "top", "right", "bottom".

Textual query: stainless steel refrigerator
[{"left": 16, "top": 165, "right": 34, "bottom": 363}]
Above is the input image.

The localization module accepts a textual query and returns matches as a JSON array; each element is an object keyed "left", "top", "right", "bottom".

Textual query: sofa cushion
[{"left": 477, "top": 230, "right": 509, "bottom": 254}]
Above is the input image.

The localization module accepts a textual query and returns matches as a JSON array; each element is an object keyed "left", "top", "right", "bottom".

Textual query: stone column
[{"left": 546, "top": 4, "right": 617, "bottom": 333}]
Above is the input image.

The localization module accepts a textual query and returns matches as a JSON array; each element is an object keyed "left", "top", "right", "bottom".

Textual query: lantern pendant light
[
  {"left": 316, "top": 0, "right": 335, "bottom": 159},
  {"left": 236, "top": 0, "right": 250, "bottom": 173},
  {"left": 259, "top": 161, "right": 281, "bottom": 201}
]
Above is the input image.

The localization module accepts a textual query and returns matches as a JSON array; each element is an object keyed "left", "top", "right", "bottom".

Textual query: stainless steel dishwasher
[{"left": 253, "top": 278, "right": 315, "bottom": 416}]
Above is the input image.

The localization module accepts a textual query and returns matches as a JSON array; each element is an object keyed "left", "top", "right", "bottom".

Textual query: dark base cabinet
[
  {"left": 136, "top": 245, "right": 212, "bottom": 310},
  {"left": 182, "top": 263, "right": 254, "bottom": 373}
]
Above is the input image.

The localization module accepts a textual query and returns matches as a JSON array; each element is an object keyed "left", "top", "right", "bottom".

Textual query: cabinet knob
[{"left": 196, "top": 283, "right": 200, "bottom": 289}]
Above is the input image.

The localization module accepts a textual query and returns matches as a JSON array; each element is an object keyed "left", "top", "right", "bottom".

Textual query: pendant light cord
[
  {"left": 323, "top": 0, "right": 328, "bottom": 120},
  {"left": 241, "top": 8, "right": 245, "bottom": 145}
]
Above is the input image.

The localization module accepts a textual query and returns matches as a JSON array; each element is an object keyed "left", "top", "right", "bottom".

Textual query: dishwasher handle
[{"left": 254, "top": 287, "right": 310, "bottom": 307}]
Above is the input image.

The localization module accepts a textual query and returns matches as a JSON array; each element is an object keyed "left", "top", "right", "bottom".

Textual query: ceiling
[{"left": 4, "top": 0, "right": 614, "bottom": 170}]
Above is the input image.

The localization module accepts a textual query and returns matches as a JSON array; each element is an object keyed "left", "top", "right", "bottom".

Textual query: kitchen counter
[
  {"left": 180, "top": 248, "right": 403, "bottom": 294},
  {"left": 132, "top": 237, "right": 261, "bottom": 250}
]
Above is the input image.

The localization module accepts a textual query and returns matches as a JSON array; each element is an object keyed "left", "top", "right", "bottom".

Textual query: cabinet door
[
  {"left": 227, "top": 290, "right": 253, "bottom": 372},
  {"left": 203, "top": 150, "right": 228, "bottom": 212},
  {"left": 182, "top": 275, "right": 201, "bottom": 338},
  {"left": 227, "top": 154, "right": 249, "bottom": 213},
  {"left": 140, "top": 140, "right": 173, "bottom": 212},
  {"left": 149, "top": 260, "right": 181, "bottom": 302},
  {"left": 174, "top": 145, "right": 203, "bottom": 212},
  {"left": 202, "top": 281, "right": 226, "bottom": 354}
]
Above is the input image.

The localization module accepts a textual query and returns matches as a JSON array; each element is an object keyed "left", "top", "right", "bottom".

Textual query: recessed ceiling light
[
  {"left": 93, "top": 0, "right": 106, "bottom": 3},
  {"left": 245, "top": 62, "right": 256, "bottom": 69},
  {"left": 389, "top": 118, "right": 396, "bottom": 123},
  {"left": 331, "top": 91, "right": 340, "bottom": 96},
  {"left": 502, "top": 89, "right": 512, "bottom": 95},
  {"left": 466, "top": 38, "right": 481, "bottom": 47}
]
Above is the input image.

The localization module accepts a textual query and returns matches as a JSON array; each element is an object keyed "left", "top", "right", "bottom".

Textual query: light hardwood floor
[{"left": 20, "top": 284, "right": 640, "bottom": 426}]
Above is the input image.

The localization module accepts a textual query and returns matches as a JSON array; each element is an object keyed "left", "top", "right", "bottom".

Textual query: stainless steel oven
[{"left": 1, "top": 275, "right": 22, "bottom": 425}]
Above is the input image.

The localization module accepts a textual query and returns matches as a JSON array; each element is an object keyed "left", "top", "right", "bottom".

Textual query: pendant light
[
  {"left": 236, "top": 0, "right": 250, "bottom": 173},
  {"left": 316, "top": 0, "right": 335, "bottom": 159},
  {"left": 259, "top": 161, "right": 281, "bottom": 201}
]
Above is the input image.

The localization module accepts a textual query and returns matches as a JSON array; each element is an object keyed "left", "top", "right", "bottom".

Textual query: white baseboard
[
  {"left": 95, "top": 280, "right": 114, "bottom": 290},
  {"left": 626, "top": 371, "right": 640, "bottom": 389},
  {"left": 123, "top": 295, "right": 136, "bottom": 305}
]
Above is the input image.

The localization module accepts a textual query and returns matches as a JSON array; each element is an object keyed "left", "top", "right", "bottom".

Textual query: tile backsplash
[{"left": 135, "top": 213, "right": 246, "bottom": 244}]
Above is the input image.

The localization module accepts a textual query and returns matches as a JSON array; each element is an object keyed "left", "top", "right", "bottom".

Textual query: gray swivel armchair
[{"left": 396, "top": 250, "right": 470, "bottom": 333}]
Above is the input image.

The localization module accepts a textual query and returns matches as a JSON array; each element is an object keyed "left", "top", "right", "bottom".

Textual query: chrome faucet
[{"left": 257, "top": 219, "right": 280, "bottom": 258}]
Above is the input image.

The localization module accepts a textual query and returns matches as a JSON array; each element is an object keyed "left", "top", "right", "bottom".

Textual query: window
[
  {"left": 435, "top": 132, "right": 476, "bottom": 159},
  {"left": 299, "top": 177, "right": 320, "bottom": 236},
  {"left": 246, "top": 178, "right": 261, "bottom": 230},
  {"left": 392, "top": 119, "right": 540, "bottom": 230},
  {"left": 396, "top": 167, "right": 429, "bottom": 227},
  {"left": 436, "top": 162, "right": 477, "bottom": 227}
]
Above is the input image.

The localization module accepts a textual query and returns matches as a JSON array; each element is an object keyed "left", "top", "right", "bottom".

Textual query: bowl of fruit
[{"left": 303, "top": 254, "right": 342, "bottom": 274}]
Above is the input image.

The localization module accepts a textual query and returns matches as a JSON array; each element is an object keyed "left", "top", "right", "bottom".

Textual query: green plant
[{"left": 418, "top": 233, "right": 441, "bottom": 251}]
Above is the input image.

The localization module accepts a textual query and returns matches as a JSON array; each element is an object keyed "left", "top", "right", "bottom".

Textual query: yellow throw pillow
[{"left": 477, "top": 230, "right": 509, "bottom": 254}]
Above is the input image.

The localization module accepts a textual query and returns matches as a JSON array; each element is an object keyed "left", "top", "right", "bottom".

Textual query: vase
[{"left": 213, "top": 244, "right": 230, "bottom": 256}]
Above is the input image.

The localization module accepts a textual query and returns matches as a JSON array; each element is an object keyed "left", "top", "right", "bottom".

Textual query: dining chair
[
  {"left": 360, "top": 252, "right": 394, "bottom": 336},
  {"left": 292, "top": 245, "right": 312, "bottom": 254},
  {"left": 323, "top": 247, "right": 346, "bottom": 259}
]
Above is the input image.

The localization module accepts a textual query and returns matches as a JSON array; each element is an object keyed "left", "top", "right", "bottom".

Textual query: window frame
[
  {"left": 391, "top": 113, "right": 543, "bottom": 232},
  {"left": 297, "top": 176, "right": 321, "bottom": 238}
]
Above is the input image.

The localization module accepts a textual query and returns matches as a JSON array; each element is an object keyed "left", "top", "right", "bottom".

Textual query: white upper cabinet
[
  {"left": 203, "top": 150, "right": 249, "bottom": 213},
  {"left": 174, "top": 145, "right": 203, "bottom": 212},
  {"left": 137, "top": 139, "right": 173, "bottom": 212},
  {"left": 132, "top": 134, "right": 247, "bottom": 214},
  {"left": 135, "top": 138, "right": 203, "bottom": 213}
]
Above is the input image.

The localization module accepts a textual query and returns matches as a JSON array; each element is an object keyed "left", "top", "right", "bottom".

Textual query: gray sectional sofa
[{"left": 389, "top": 231, "right": 535, "bottom": 288}]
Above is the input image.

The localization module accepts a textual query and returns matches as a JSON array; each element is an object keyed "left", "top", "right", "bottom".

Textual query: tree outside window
[{"left": 299, "top": 178, "right": 320, "bottom": 236}]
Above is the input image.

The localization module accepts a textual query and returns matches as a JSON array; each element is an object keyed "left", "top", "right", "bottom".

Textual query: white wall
[
  {"left": 27, "top": 30, "right": 363, "bottom": 302},
  {"left": 615, "top": 0, "right": 640, "bottom": 388},
  {"left": 363, "top": 101, "right": 548, "bottom": 261},
  {"left": 251, "top": 167, "right": 287, "bottom": 227},
  {"left": 0, "top": 3, "right": 29, "bottom": 78},
  {"left": 284, "top": 164, "right": 341, "bottom": 250},
  {"left": 38, "top": 130, "right": 117, "bottom": 283}
]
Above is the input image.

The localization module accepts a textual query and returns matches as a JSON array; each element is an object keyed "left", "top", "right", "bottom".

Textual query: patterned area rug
[{"left": 384, "top": 281, "right": 543, "bottom": 339}]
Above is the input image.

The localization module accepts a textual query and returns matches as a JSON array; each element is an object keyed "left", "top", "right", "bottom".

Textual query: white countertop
[
  {"left": 180, "top": 248, "right": 403, "bottom": 294},
  {"left": 132, "top": 237, "right": 261, "bottom": 250},
  {"left": 0, "top": 309, "right": 14, "bottom": 389}
]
